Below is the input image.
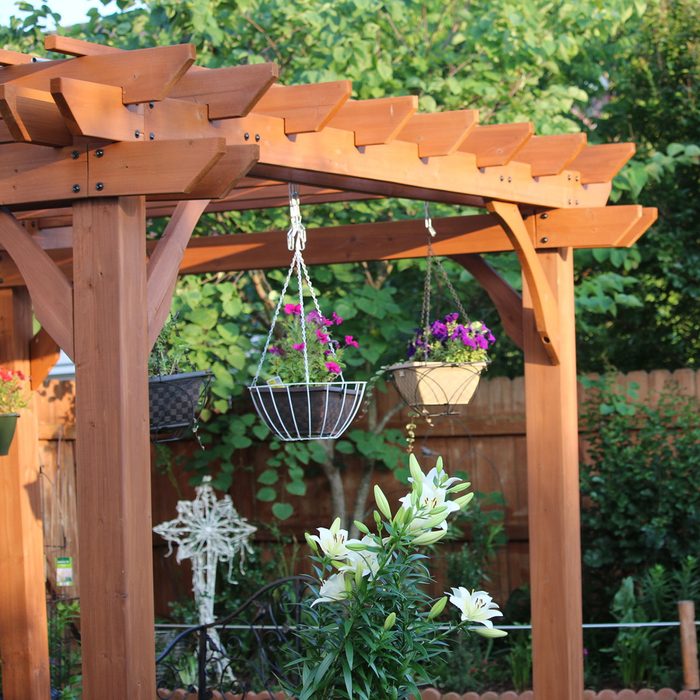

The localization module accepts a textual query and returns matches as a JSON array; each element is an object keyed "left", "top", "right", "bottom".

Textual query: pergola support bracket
[{"left": 486, "top": 199, "right": 560, "bottom": 364}]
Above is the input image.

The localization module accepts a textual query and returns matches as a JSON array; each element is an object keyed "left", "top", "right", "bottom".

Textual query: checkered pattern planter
[{"left": 149, "top": 371, "right": 211, "bottom": 442}]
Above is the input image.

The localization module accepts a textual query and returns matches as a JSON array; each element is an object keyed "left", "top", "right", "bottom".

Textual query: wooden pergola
[{"left": 0, "top": 36, "right": 656, "bottom": 700}]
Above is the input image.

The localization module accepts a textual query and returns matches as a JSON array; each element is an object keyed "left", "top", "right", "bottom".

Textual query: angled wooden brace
[
  {"left": 450, "top": 254, "right": 524, "bottom": 351},
  {"left": 486, "top": 200, "right": 560, "bottom": 364},
  {"left": 29, "top": 327, "right": 61, "bottom": 390},
  {"left": 0, "top": 209, "right": 74, "bottom": 358},
  {"left": 146, "top": 199, "right": 210, "bottom": 348}
]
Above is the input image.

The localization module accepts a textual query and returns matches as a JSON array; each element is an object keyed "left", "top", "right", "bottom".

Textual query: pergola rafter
[{"left": 0, "top": 35, "right": 657, "bottom": 700}]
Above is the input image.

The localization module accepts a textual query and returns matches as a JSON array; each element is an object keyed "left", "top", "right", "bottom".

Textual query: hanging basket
[
  {"left": 0, "top": 413, "right": 19, "bottom": 455},
  {"left": 249, "top": 382, "right": 366, "bottom": 441},
  {"left": 149, "top": 371, "right": 211, "bottom": 443},
  {"left": 388, "top": 361, "right": 486, "bottom": 414}
]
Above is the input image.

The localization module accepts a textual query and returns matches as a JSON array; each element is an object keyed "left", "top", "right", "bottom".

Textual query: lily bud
[
  {"left": 428, "top": 596, "right": 448, "bottom": 620},
  {"left": 413, "top": 529, "right": 447, "bottom": 546},
  {"left": 346, "top": 541, "right": 367, "bottom": 552},
  {"left": 435, "top": 456, "right": 444, "bottom": 473},
  {"left": 383, "top": 612, "right": 397, "bottom": 630},
  {"left": 374, "top": 485, "right": 392, "bottom": 521},
  {"left": 454, "top": 493, "right": 474, "bottom": 509},
  {"left": 354, "top": 520, "right": 370, "bottom": 535},
  {"left": 330, "top": 517, "right": 342, "bottom": 534},
  {"left": 373, "top": 510, "right": 382, "bottom": 527},
  {"left": 421, "top": 511, "right": 449, "bottom": 531},
  {"left": 304, "top": 532, "right": 318, "bottom": 553},
  {"left": 474, "top": 627, "right": 508, "bottom": 638},
  {"left": 447, "top": 482, "right": 472, "bottom": 494},
  {"left": 355, "top": 565, "right": 363, "bottom": 587},
  {"left": 409, "top": 454, "right": 424, "bottom": 483}
]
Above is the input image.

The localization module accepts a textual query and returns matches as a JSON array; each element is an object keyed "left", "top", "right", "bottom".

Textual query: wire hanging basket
[
  {"left": 248, "top": 185, "right": 366, "bottom": 441},
  {"left": 387, "top": 203, "right": 492, "bottom": 417}
]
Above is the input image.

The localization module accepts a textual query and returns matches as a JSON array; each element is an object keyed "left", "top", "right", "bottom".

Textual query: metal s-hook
[
  {"left": 286, "top": 183, "right": 307, "bottom": 251},
  {"left": 423, "top": 202, "right": 437, "bottom": 238}
]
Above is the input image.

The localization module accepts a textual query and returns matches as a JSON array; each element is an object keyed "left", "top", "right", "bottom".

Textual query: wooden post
[
  {"left": 679, "top": 600, "right": 700, "bottom": 690},
  {"left": 0, "top": 288, "right": 51, "bottom": 700},
  {"left": 522, "top": 247, "right": 583, "bottom": 699},
  {"left": 72, "top": 197, "right": 156, "bottom": 699}
]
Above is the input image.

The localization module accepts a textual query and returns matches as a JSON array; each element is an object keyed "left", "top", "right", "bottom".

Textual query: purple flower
[
  {"left": 306, "top": 310, "right": 323, "bottom": 325},
  {"left": 284, "top": 303, "right": 302, "bottom": 316},
  {"left": 445, "top": 312, "right": 459, "bottom": 323},
  {"left": 345, "top": 335, "right": 359, "bottom": 348},
  {"left": 293, "top": 343, "right": 305, "bottom": 351},
  {"left": 268, "top": 346, "right": 284, "bottom": 356},
  {"left": 430, "top": 320, "right": 448, "bottom": 341},
  {"left": 325, "top": 361, "right": 342, "bottom": 375},
  {"left": 316, "top": 329, "right": 330, "bottom": 344}
]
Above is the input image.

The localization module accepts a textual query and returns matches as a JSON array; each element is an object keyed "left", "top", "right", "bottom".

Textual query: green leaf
[
  {"left": 285, "top": 480, "right": 307, "bottom": 496},
  {"left": 256, "top": 487, "right": 276, "bottom": 502},
  {"left": 272, "top": 502, "right": 294, "bottom": 520},
  {"left": 257, "top": 469, "right": 279, "bottom": 485}
]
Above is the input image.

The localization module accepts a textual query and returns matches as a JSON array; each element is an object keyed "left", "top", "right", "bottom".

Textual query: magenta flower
[
  {"left": 268, "top": 346, "right": 284, "bottom": 356},
  {"left": 325, "top": 361, "right": 341, "bottom": 374},
  {"left": 293, "top": 343, "right": 305, "bottom": 351},
  {"left": 316, "top": 329, "right": 330, "bottom": 344},
  {"left": 345, "top": 335, "right": 359, "bottom": 348},
  {"left": 284, "top": 303, "right": 302, "bottom": 316},
  {"left": 332, "top": 312, "right": 343, "bottom": 325}
]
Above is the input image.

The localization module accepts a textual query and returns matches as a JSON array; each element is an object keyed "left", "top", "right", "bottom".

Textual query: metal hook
[
  {"left": 286, "top": 183, "right": 307, "bottom": 251},
  {"left": 423, "top": 202, "right": 437, "bottom": 238}
]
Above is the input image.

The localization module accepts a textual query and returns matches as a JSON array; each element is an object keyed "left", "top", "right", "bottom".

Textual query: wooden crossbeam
[
  {"left": 568, "top": 143, "right": 636, "bottom": 184},
  {"left": 51, "top": 77, "right": 143, "bottom": 141},
  {"left": 397, "top": 109, "right": 478, "bottom": 157},
  {"left": 45, "top": 35, "right": 120, "bottom": 57},
  {"left": 0, "top": 207, "right": 656, "bottom": 289},
  {"left": 0, "top": 49, "right": 34, "bottom": 66},
  {"left": 226, "top": 113, "right": 600, "bottom": 209},
  {"left": 327, "top": 96, "right": 418, "bottom": 146},
  {"left": 0, "top": 83, "right": 72, "bottom": 146},
  {"left": 615, "top": 207, "right": 658, "bottom": 247},
  {"left": 514, "top": 134, "right": 587, "bottom": 177},
  {"left": 459, "top": 123, "right": 533, "bottom": 166},
  {"left": 0, "top": 44, "right": 196, "bottom": 104},
  {"left": 170, "top": 63, "right": 280, "bottom": 119},
  {"left": 0, "top": 209, "right": 73, "bottom": 356},
  {"left": 487, "top": 200, "right": 560, "bottom": 363},
  {"left": 253, "top": 81, "right": 352, "bottom": 133}
]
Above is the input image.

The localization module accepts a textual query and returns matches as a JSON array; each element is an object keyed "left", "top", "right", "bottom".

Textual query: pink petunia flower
[
  {"left": 316, "top": 329, "right": 330, "bottom": 344},
  {"left": 325, "top": 361, "right": 342, "bottom": 374},
  {"left": 293, "top": 343, "right": 305, "bottom": 351},
  {"left": 344, "top": 335, "right": 359, "bottom": 348},
  {"left": 332, "top": 312, "right": 343, "bottom": 325},
  {"left": 284, "top": 303, "right": 302, "bottom": 316}
]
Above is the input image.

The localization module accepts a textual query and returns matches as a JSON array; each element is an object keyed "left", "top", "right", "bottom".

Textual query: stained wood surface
[
  {"left": 72, "top": 197, "right": 155, "bottom": 699},
  {"left": 397, "top": 110, "right": 478, "bottom": 157},
  {"left": 0, "top": 288, "right": 51, "bottom": 700},
  {"left": 522, "top": 248, "right": 583, "bottom": 700}
]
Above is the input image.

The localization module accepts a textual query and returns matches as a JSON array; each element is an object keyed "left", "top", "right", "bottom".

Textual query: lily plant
[{"left": 288, "top": 454, "right": 506, "bottom": 700}]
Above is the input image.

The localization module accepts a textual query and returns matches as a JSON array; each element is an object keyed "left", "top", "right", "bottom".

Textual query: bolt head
[
  {"left": 255, "top": 133, "right": 261, "bottom": 142},
  {"left": 72, "top": 184, "right": 81, "bottom": 193},
  {"left": 95, "top": 149, "right": 104, "bottom": 158},
  {"left": 149, "top": 132, "right": 155, "bottom": 140},
  {"left": 134, "top": 130, "right": 141, "bottom": 138},
  {"left": 540, "top": 237, "right": 549, "bottom": 244},
  {"left": 71, "top": 150, "right": 80, "bottom": 160},
  {"left": 96, "top": 182, "right": 104, "bottom": 191},
  {"left": 244, "top": 132, "right": 250, "bottom": 141},
  {"left": 540, "top": 212, "right": 549, "bottom": 219}
]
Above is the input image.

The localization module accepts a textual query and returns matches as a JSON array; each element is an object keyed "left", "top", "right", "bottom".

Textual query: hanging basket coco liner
[
  {"left": 248, "top": 185, "right": 366, "bottom": 441},
  {"left": 388, "top": 361, "right": 486, "bottom": 413},
  {"left": 149, "top": 370, "right": 212, "bottom": 443}
]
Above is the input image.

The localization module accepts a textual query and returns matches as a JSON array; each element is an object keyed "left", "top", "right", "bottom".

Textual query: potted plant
[
  {"left": 149, "top": 317, "right": 211, "bottom": 442},
  {"left": 249, "top": 304, "right": 365, "bottom": 441},
  {"left": 388, "top": 312, "right": 496, "bottom": 412},
  {"left": 288, "top": 454, "right": 507, "bottom": 699},
  {"left": 0, "top": 366, "right": 29, "bottom": 455}
]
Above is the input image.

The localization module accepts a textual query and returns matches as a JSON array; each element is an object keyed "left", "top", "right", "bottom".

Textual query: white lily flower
[
  {"left": 448, "top": 587, "right": 504, "bottom": 629},
  {"left": 307, "top": 517, "right": 350, "bottom": 559},
  {"left": 311, "top": 573, "right": 350, "bottom": 606},
  {"left": 399, "top": 466, "right": 461, "bottom": 531},
  {"left": 340, "top": 536, "right": 380, "bottom": 578}
]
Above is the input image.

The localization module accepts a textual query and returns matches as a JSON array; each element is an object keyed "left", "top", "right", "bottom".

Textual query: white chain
[{"left": 287, "top": 183, "right": 306, "bottom": 251}]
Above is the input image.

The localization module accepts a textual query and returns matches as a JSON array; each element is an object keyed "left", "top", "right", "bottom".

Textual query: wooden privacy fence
[{"left": 36, "top": 368, "right": 700, "bottom": 610}]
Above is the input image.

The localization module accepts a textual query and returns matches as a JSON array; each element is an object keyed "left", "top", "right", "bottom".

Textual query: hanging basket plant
[
  {"left": 248, "top": 185, "right": 366, "bottom": 441},
  {"left": 0, "top": 367, "right": 28, "bottom": 456},
  {"left": 148, "top": 316, "right": 212, "bottom": 443},
  {"left": 388, "top": 205, "right": 495, "bottom": 416}
]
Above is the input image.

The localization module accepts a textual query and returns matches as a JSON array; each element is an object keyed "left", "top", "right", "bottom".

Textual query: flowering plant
[
  {"left": 0, "top": 367, "right": 29, "bottom": 413},
  {"left": 266, "top": 304, "right": 360, "bottom": 384},
  {"left": 289, "top": 455, "right": 506, "bottom": 699},
  {"left": 407, "top": 312, "right": 496, "bottom": 364}
]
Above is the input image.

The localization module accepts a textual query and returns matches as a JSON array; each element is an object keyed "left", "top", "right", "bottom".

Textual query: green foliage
[
  {"left": 580, "top": 375, "right": 700, "bottom": 591},
  {"left": 47, "top": 599, "right": 82, "bottom": 699},
  {"left": 148, "top": 315, "right": 197, "bottom": 376}
]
